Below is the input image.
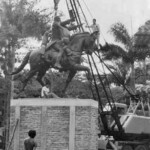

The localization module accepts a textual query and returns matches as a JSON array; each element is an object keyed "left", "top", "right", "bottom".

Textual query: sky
[{"left": 35, "top": 0, "right": 150, "bottom": 44}]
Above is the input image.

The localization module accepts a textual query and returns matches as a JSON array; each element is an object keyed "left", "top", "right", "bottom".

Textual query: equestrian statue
[{"left": 10, "top": 16, "right": 99, "bottom": 95}]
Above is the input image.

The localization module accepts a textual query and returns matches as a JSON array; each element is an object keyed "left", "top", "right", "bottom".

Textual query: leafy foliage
[
  {"left": 0, "top": 0, "right": 52, "bottom": 76},
  {"left": 100, "top": 43, "right": 128, "bottom": 62},
  {"left": 100, "top": 22, "right": 150, "bottom": 92},
  {"left": 105, "top": 62, "right": 130, "bottom": 87},
  {"left": 109, "top": 22, "right": 132, "bottom": 48},
  {"left": 110, "top": 87, "right": 125, "bottom": 103},
  {"left": 134, "top": 20, "right": 150, "bottom": 47}
]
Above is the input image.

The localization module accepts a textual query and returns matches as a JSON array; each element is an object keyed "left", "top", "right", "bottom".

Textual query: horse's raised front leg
[
  {"left": 62, "top": 70, "right": 77, "bottom": 96},
  {"left": 73, "top": 64, "right": 92, "bottom": 81}
]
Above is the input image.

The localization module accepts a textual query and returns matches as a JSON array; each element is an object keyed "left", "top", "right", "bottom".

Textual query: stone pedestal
[{"left": 10, "top": 98, "right": 98, "bottom": 150}]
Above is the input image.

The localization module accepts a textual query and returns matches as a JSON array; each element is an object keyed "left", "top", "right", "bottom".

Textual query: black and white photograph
[{"left": 0, "top": 0, "right": 150, "bottom": 150}]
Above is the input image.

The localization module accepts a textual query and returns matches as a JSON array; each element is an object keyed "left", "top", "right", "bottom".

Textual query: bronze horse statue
[{"left": 11, "top": 32, "right": 98, "bottom": 95}]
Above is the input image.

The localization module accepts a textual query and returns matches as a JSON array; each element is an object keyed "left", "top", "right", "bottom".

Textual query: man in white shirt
[
  {"left": 41, "top": 84, "right": 50, "bottom": 98},
  {"left": 41, "top": 83, "right": 59, "bottom": 98},
  {"left": 86, "top": 18, "right": 100, "bottom": 48}
]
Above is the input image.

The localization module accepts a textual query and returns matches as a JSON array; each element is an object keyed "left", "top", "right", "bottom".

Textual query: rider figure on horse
[{"left": 41, "top": 16, "right": 70, "bottom": 69}]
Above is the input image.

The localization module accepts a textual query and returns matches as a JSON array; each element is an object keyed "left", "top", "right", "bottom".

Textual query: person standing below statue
[
  {"left": 41, "top": 83, "right": 50, "bottom": 98},
  {"left": 24, "top": 130, "right": 37, "bottom": 150},
  {"left": 41, "top": 75, "right": 59, "bottom": 98},
  {"left": 41, "top": 83, "right": 59, "bottom": 98},
  {"left": 40, "top": 16, "right": 70, "bottom": 69},
  {"left": 86, "top": 18, "right": 100, "bottom": 48}
]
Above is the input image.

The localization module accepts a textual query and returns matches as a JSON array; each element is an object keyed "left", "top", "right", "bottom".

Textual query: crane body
[{"left": 98, "top": 100, "right": 150, "bottom": 150}]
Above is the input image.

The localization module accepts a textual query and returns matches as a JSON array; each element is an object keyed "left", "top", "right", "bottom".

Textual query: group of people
[{"left": 40, "top": 16, "right": 100, "bottom": 69}]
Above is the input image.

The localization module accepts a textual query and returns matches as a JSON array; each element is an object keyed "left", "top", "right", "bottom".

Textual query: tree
[
  {"left": 0, "top": 0, "right": 51, "bottom": 76},
  {"left": 105, "top": 61, "right": 131, "bottom": 87},
  {"left": 134, "top": 20, "right": 150, "bottom": 84},
  {"left": 0, "top": 0, "right": 52, "bottom": 147},
  {"left": 100, "top": 22, "right": 150, "bottom": 93}
]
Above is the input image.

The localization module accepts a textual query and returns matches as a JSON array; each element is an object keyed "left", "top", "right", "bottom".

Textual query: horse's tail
[{"left": 11, "top": 51, "right": 31, "bottom": 75}]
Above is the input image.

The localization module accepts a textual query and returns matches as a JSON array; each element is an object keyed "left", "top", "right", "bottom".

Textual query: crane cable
[
  {"left": 79, "top": 0, "right": 117, "bottom": 109},
  {"left": 76, "top": 0, "right": 92, "bottom": 33},
  {"left": 80, "top": 0, "right": 117, "bottom": 106},
  {"left": 87, "top": 55, "right": 111, "bottom": 134},
  {"left": 89, "top": 53, "right": 124, "bottom": 133},
  {"left": 77, "top": 0, "right": 109, "bottom": 109},
  {"left": 90, "top": 54, "right": 114, "bottom": 110},
  {"left": 82, "top": 0, "right": 107, "bottom": 43},
  {"left": 95, "top": 51, "right": 135, "bottom": 97},
  {"left": 82, "top": 0, "right": 135, "bottom": 97},
  {"left": 76, "top": 0, "right": 98, "bottom": 101},
  {"left": 96, "top": 51, "right": 116, "bottom": 105},
  {"left": 79, "top": 0, "right": 125, "bottom": 133},
  {"left": 87, "top": 55, "right": 103, "bottom": 110},
  {"left": 82, "top": 0, "right": 93, "bottom": 19}
]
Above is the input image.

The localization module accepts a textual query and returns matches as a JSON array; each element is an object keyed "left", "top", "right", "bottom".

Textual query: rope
[
  {"left": 88, "top": 54, "right": 112, "bottom": 134},
  {"left": 87, "top": 55, "right": 103, "bottom": 110},
  {"left": 69, "top": 0, "right": 82, "bottom": 32},
  {"left": 66, "top": 0, "right": 70, "bottom": 14},
  {"left": 72, "top": 0, "right": 125, "bottom": 133},
  {"left": 81, "top": 0, "right": 107, "bottom": 43},
  {"left": 96, "top": 52, "right": 116, "bottom": 105},
  {"left": 77, "top": 0, "right": 92, "bottom": 33},
  {"left": 95, "top": 51, "right": 134, "bottom": 97},
  {"left": 87, "top": 55, "right": 111, "bottom": 134},
  {"left": 81, "top": 0, "right": 107, "bottom": 42},
  {"left": 77, "top": 0, "right": 120, "bottom": 130},
  {"left": 82, "top": 0, "right": 93, "bottom": 19},
  {"left": 89, "top": 53, "right": 124, "bottom": 133},
  {"left": 72, "top": 0, "right": 84, "bottom": 32},
  {"left": 90, "top": 55, "right": 113, "bottom": 109}
]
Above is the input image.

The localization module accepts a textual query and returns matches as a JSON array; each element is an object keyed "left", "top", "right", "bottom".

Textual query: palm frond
[
  {"left": 100, "top": 43, "right": 129, "bottom": 61},
  {"left": 109, "top": 22, "right": 132, "bottom": 47}
]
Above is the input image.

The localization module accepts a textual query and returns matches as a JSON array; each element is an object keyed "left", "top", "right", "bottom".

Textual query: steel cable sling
[
  {"left": 96, "top": 44, "right": 140, "bottom": 103},
  {"left": 76, "top": 0, "right": 113, "bottom": 107},
  {"left": 95, "top": 50, "right": 134, "bottom": 97},
  {"left": 87, "top": 55, "right": 110, "bottom": 134},
  {"left": 89, "top": 54, "right": 124, "bottom": 133},
  {"left": 75, "top": 0, "right": 123, "bottom": 133},
  {"left": 76, "top": 0, "right": 96, "bottom": 100},
  {"left": 92, "top": 51, "right": 125, "bottom": 133}
]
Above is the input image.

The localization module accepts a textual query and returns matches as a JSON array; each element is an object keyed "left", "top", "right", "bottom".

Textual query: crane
[{"left": 53, "top": 1, "right": 150, "bottom": 149}]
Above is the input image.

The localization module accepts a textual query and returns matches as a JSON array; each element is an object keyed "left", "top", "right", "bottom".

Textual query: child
[{"left": 24, "top": 130, "right": 37, "bottom": 150}]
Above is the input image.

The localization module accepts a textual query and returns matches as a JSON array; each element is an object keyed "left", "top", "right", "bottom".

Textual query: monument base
[{"left": 10, "top": 98, "right": 98, "bottom": 150}]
